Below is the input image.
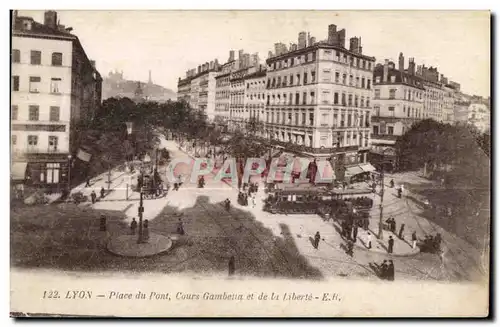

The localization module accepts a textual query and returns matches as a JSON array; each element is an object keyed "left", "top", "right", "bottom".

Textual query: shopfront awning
[
  {"left": 345, "top": 166, "right": 364, "bottom": 176},
  {"left": 11, "top": 162, "right": 27, "bottom": 181},
  {"left": 359, "top": 163, "right": 377, "bottom": 172}
]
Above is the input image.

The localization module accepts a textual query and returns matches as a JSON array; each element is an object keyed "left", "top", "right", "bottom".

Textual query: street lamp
[
  {"left": 377, "top": 147, "right": 394, "bottom": 240},
  {"left": 137, "top": 187, "right": 145, "bottom": 244},
  {"left": 67, "top": 154, "right": 72, "bottom": 191},
  {"left": 125, "top": 121, "right": 133, "bottom": 200}
]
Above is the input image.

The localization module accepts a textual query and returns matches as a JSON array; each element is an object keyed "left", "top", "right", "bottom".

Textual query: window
[
  {"left": 12, "top": 76, "right": 19, "bottom": 91},
  {"left": 321, "top": 91, "right": 330, "bottom": 104},
  {"left": 30, "top": 50, "right": 41, "bottom": 65},
  {"left": 283, "top": 76, "right": 287, "bottom": 86},
  {"left": 311, "top": 71, "right": 316, "bottom": 83},
  {"left": 12, "top": 135, "right": 17, "bottom": 146},
  {"left": 341, "top": 93, "right": 346, "bottom": 106},
  {"left": 389, "top": 89, "right": 396, "bottom": 99},
  {"left": 50, "top": 78, "right": 61, "bottom": 93},
  {"left": 50, "top": 106, "right": 60, "bottom": 121},
  {"left": 302, "top": 112, "right": 306, "bottom": 125},
  {"left": 296, "top": 74, "right": 300, "bottom": 85},
  {"left": 295, "top": 113, "right": 299, "bottom": 125},
  {"left": 361, "top": 77, "right": 365, "bottom": 88},
  {"left": 349, "top": 75, "right": 353, "bottom": 86},
  {"left": 12, "top": 49, "right": 20, "bottom": 63},
  {"left": 290, "top": 58, "right": 294, "bottom": 66},
  {"left": 342, "top": 74, "right": 347, "bottom": 85},
  {"left": 312, "top": 51, "right": 316, "bottom": 61},
  {"left": 366, "top": 99, "right": 370, "bottom": 107},
  {"left": 348, "top": 94, "right": 352, "bottom": 106},
  {"left": 347, "top": 114, "right": 352, "bottom": 127},
  {"left": 356, "top": 76, "right": 360, "bottom": 87},
  {"left": 29, "top": 105, "right": 39, "bottom": 121},
  {"left": 310, "top": 92, "right": 315, "bottom": 104},
  {"left": 48, "top": 136, "right": 58, "bottom": 151},
  {"left": 321, "top": 113, "right": 329, "bottom": 126},
  {"left": 374, "top": 106, "right": 380, "bottom": 116},
  {"left": 387, "top": 126, "right": 394, "bottom": 135},
  {"left": 334, "top": 93, "right": 339, "bottom": 104},
  {"left": 388, "top": 106, "right": 395, "bottom": 116},
  {"left": 361, "top": 96, "right": 365, "bottom": 107},
  {"left": 334, "top": 72, "right": 340, "bottom": 83},
  {"left": 374, "top": 89, "right": 380, "bottom": 99},
  {"left": 340, "top": 114, "right": 345, "bottom": 127},
  {"left": 290, "top": 75, "right": 294, "bottom": 85},
  {"left": 309, "top": 113, "right": 314, "bottom": 126},
  {"left": 51, "top": 52, "right": 62, "bottom": 66},
  {"left": 29, "top": 76, "right": 41, "bottom": 93},
  {"left": 12, "top": 105, "right": 18, "bottom": 120},
  {"left": 295, "top": 93, "right": 300, "bottom": 105},
  {"left": 373, "top": 126, "right": 379, "bottom": 134},
  {"left": 354, "top": 95, "right": 359, "bottom": 107},
  {"left": 28, "top": 135, "right": 38, "bottom": 147},
  {"left": 303, "top": 72, "right": 308, "bottom": 84},
  {"left": 403, "top": 106, "right": 406, "bottom": 112},
  {"left": 303, "top": 92, "right": 307, "bottom": 105},
  {"left": 367, "top": 79, "right": 371, "bottom": 89}
]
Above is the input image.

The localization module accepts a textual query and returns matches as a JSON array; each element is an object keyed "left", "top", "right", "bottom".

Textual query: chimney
[
  {"left": 90, "top": 60, "right": 96, "bottom": 69},
  {"left": 268, "top": 51, "right": 273, "bottom": 59},
  {"left": 310, "top": 37, "right": 316, "bottom": 45},
  {"left": 229, "top": 50, "right": 235, "bottom": 62},
  {"left": 383, "top": 59, "right": 389, "bottom": 82},
  {"left": 214, "top": 59, "right": 220, "bottom": 70},
  {"left": 44, "top": 10, "right": 58, "bottom": 29},
  {"left": 337, "top": 29, "right": 346, "bottom": 48},
  {"left": 408, "top": 58, "right": 415, "bottom": 75},
  {"left": 417, "top": 65, "right": 423, "bottom": 75},
  {"left": 197, "top": 65, "right": 201, "bottom": 74},
  {"left": 291, "top": 43, "right": 297, "bottom": 51},
  {"left": 298, "top": 31, "right": 307, "bottom": 49},
  {"left": 349, "top": 37, "right": 360, "bottom": 53},
  {"left": 398, "top": 52, "right": 404, "bottom": 72},
  {"left": 238, "top": 49, "right": 244, "bottom": 60},
  {"left": 328, "top": 24, "right": 337, "bottom": 44},
  {"left": 210, "top": 60, "right": 214, "bottom": 70}
]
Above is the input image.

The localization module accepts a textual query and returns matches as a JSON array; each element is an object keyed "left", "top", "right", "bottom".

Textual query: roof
[
  {"left": 13, "top": 16, "right": 76, "bottom": 40},
  {"left": 373, "top": 65, "right": 425, "bottom": 90},
  {"left": 267, "top": 42, "right": 376, "bottom": 64},
  {"left": 245, "top": 70, "right": 267, "bottom": 80}
]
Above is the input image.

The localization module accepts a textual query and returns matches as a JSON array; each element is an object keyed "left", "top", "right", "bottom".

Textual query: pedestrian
[
  {"left": 398, "top": 223, "right": 405, "bottom": 240},
  {"left": 90, "top": 190, "right": 97, "bottom": 204},
  {"left": 352, "top": 224, "right": 358, "bottom": 243},
  {"left": 314, "top": 231, "right": 321, "bottom": 249},
  {"left": 130, "top": 218, "right": 137, "bottom": 235},
  {"left": 100, "top": 187, "right": 105, "bottom": 199},
  {"left": 346, "top": 223, "right": 352, "bottom": 241},
  {"left": 85, "top": 177, "right": 91, "bottom": 187},
  {"left": 177, "top": 218, "right": 185, "bottom": 235},
  {"left": 346, "top": 239, "right": 354, "bottom": 257},
  {"left": 390, "top": 179, "right": 394, "bottom": 188},
  {"left": 388, "top": 260, "right": 395, "bottom": 281},
  {"left": 411, "top": 231, "right": 417, "bottom": 249},
  {"left": 390, "top": 218, "right": 396, "bottom": 234},
  {"left": 143, "top": 219, "right": 150, "bottom": 241},
  {"left": 367, "top": 232, "right": 372, "bottom": 249},
  {"left": 228, "top": 256, "right": 235, "bottom": 276},
  {"left": 252, "top": 195, "right": 256, "bottom": 208},
  {"left": 388, "top": 236, "right": 394, "bottom": 254},
  {"left": 380, "top": 260, "right": 388, "bottom": 280}
]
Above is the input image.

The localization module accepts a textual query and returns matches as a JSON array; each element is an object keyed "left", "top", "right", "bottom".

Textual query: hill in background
[{"left": 102, "top": 70, "right": 177, "bottom": 102}]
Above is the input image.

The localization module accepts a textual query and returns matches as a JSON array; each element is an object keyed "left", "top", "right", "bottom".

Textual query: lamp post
[
  {"left": 125, "top": 122, "right": 133, "bottom": 200},
  {"left": 137, "top": 188, "right": 145, "bottom": 244},
  {"left": 67, "top": 154, "right": 72, "bottom": 191},
  {"left": 377, "top": 148, "right": 393, "bottom": 240}
]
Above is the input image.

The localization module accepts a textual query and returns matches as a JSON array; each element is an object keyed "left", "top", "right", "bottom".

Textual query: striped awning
[
  {"left": 11, "top": 162, "right": 27, "bottom": 180},
  {"left": 345, "top": 165, "right": 364, "bottom": 176}
]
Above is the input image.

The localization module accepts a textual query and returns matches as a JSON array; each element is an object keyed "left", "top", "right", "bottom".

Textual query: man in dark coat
[
  {"left": 380, "top": 260, "right": 388, "bottom": 280},
  {"left": 85, "top": 177, "right": 91, "bottom": 187},
  {"left": 90, "top": 190, "right": 97, "bottom": 204},
  {"left": 352, "top": 224, "right": 358, "bottom": 242},
  {"left": 130, "top": 218, "right": 137, "bottom": 235},
  {"left": 100, "top": 187, "right": 106, "bottom": 199},
  {"left": 228, "top": 256, "right": 235, "bottom": 276},
  {"left": 177, "top": 218, "right": 185, "bottom": 235},
  {"left": 388, "top": 236, "right": 394, "bottom": 254},
  {"left": 314, "top": 231, "right": 321, "bottom": 249},
  {"left": 390, "top": 218, "right": 396, "bottom": 234},
  {"left": 398, "top": 223, "right": 405, "bottom": 240},
  {"left": 388, "top": 260, "right": 395, "bottom": 281}
]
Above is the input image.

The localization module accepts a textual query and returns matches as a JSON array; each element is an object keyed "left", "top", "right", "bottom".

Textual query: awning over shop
[
  {"left": 359, "top": 163, "right": 377, "bottom": 172},
  {"left": 11, "top": 162, "right": 27, "bottom": 181},
  {"left": 345, "top": 166, "right": 364, "bottom": 177}
]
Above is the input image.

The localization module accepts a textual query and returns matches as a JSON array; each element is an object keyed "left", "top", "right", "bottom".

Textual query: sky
[{"left": 18, "top": 10, "right": 490, "bottom": 97}]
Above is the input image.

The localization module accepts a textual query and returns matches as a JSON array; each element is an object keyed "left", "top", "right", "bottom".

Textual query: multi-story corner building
[
  {"left": 177, "top": 60, "right": 219, "bottom": 120},
  {"left": 244, "top": 68, "right": 267, "bottom": 127},
  {"left": 264, "top": 24, "right": 376, "bottom": 177},
  {"left": 370, "top": 54, "right": 425, "bottom": 170},
  {"left": 214, "top": 51, "right": 239, "bottom": 126},
  {"left": 11, "top": 10, "right": 102, "bottom": 191},
  {"left": 415, "top": 64, "right": 445, "bottom": 121}
]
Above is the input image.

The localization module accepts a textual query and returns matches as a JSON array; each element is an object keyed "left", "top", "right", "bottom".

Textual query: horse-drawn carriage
[{"left": 135, "top": 169, "right": 168, "bottom": 199}]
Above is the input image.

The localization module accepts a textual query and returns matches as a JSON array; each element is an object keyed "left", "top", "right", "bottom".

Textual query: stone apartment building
[
  {"left": 11, "top": 10, "right": 102, "bottom": 191},
  {"left": 264, "top": 24, "right": 376, "bottom": 177}
]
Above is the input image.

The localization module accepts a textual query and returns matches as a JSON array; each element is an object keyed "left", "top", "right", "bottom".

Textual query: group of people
[
  {"left": 340, "top": 219, "right": 360, "bottom": 244},
  {"left": 90, "top": 187, "right": 106, "bottom": 204},
  {"left": 377, "top": 259, "right": 395, "bottom": 281},
  {"left": 129, "top": 218, "right": 150, "bottom": 241},
  {"left": 238, "top": 183, "right": 258, "bottom": 208}
]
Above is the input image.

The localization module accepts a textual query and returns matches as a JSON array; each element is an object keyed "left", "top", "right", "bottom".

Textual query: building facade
[
  {"left": 11, "top": 11, "right": 102, "bottom": 190},
  {"left": 442, "top": 84, "right": 456, "bottom": 124},
  {"left": 244, "top": 69, "right": 267, "bottom": 126},
  {"left": 214, "top": 58, "right": 235, "bottom": 125},
  {"left": 370, "top": 54, "right": 425, "bottom": 169},
  {"left": 467, "top": 102, "right": 490, "bottom": 133},
  {"left": 264, "top": 25, "right": 375, "bottom": 176}
]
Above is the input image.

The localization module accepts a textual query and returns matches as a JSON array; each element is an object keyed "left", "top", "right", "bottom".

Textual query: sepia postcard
[{"left": 9, "top": 10, "right": 491, "bottom": 317}]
